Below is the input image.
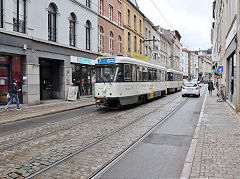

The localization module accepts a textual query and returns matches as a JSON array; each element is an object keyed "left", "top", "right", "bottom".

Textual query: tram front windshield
[{"left": 96, "top": 65, "right": 119, "bottom": 83}]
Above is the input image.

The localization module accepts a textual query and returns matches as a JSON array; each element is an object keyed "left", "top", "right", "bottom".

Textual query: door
[{"left": 0, "top": 66, "right": 9, "bottom": 104}]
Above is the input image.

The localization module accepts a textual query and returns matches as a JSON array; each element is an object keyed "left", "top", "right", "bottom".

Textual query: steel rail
[{"left": 25, "top": 96, "right": 188, "bottom": 179}]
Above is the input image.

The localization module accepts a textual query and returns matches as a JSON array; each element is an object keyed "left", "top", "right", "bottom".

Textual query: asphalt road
[{"left": 100, "top": 85, "right": 207, "bottom": 179}]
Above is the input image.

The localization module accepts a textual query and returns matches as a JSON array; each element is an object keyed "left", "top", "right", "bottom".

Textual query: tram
[
  {"left": 94, "top": 56, "right": 167, "bottom": 108},
  {"left": 166, "top": 69, "right": 183, "bottom": 93}
]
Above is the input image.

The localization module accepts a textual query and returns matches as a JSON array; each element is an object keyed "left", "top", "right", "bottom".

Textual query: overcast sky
[{"left": 137, "top": 0, "right": 213, "bottom": 51}]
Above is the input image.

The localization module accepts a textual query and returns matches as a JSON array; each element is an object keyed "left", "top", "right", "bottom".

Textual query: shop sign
[
  {"left": 70, "top": 56, "right": 95, "bottom": 65},
  {"left": 67, "top": 86, "right": 79, "bottom": 101},
  {"left": 132, "top": 52, "right": 149, "bottom": 62}
]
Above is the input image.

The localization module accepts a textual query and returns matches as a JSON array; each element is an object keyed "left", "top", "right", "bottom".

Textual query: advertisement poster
[{"left": 67, "top": 86, "right": 79, "bottom": 101}]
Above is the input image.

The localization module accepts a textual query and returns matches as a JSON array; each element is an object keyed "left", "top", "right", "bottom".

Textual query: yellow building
[{"left": 123, "top": 0, "right": 146, "bottom": 61}]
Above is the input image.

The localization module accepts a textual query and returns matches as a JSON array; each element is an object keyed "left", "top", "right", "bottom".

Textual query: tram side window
[
  {"left": 167, "top": 72, "right": 173, "bottom": 81},
  {"left": 142, "top": 67, "right": 148, "bottom": 81},
  {"left": 132, "top": 65, "right": 137, "bottom": 82},
  {"left": 148, "top": 68, "right": 153, "bottom": 81},
  {"left": 137, "top": 66, "right": 142, "bottom": 81},
  {"left": 161, "top": 71, "right": 165, "bottom": 81},
  {"left": 124, "top": 64, "right": 131, "bottom": 81},
  {"left": 116, "top": 65, "right": 123, "bottom": 82},
  {"left": 157, "top": 70, "right": 161, "bottom": 81},
  {"left": 153, "top": 69, "right": 157, "bottom": 81}
]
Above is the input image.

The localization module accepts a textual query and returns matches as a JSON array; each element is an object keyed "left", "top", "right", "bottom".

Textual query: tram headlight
[{"left": 102, "top": 88, "right": 106, "bottom": 92}]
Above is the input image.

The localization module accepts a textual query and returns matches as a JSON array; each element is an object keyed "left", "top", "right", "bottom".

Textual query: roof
[{"left": 96, "top": 56, "right": 167, "bottom": 71}]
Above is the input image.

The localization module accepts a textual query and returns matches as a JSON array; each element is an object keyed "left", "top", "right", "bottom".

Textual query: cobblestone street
[{"left": 0, "top": 92, "right": 185, "bottom": 179}]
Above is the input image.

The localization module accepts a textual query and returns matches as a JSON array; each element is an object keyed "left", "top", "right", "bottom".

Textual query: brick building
[{"left": 98, "top": 0, "right": 124, "bottom": 56}]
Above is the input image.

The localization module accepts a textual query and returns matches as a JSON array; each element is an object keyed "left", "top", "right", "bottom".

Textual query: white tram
[
  {"left": 95, "top": 56, "right": 167, "bottom": 108},
  {"left": 166, "top": 69, "right": 183, "bottom": 93}
]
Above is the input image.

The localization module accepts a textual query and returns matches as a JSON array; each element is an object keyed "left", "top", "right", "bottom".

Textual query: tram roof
[
  {"left": 167, "top": 68, "right": 183, "bottom": 74},
  {"left": 96, "top": 56, "right": 167, "bottom": 70}
]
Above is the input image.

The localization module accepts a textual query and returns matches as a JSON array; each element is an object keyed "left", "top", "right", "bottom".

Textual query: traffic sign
[{"left": 218, "top": 66, "right": 224, "bottom": 75}]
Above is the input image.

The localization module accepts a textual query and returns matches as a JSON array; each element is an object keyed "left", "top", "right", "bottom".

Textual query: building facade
[
  {"left": 211, "top": 0, "right": 239, "bottom": 110},
  {"left": 123, "top": 0, "right": 144, "bottom": 60},
  {"left": 0, "top": 0, "right": 99, "bottom": 105},
  {"left": 98, "top": 0, "right": 124, "bottom": 56}
]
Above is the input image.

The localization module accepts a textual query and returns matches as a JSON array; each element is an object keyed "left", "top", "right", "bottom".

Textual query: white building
[
  {"left": 181, "top": 49, "right": 189, "bottom": 79},
  {"left": 191, "top": 52, "right": 199, "bottom": 79},
  {"left": 0, "top": 0, "right": 99, "bottom": 105}
]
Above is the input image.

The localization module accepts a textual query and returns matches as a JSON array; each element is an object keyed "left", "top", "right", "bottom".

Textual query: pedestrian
[
  {"left": 5, "top": 79, "right": 21, "bottom": 111},
  {"left": 208, "top": 80, "right": 214, "bottom": 95}
]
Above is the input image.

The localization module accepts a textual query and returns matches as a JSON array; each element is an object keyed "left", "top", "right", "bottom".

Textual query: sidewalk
[
  {"left": 0, "top": 96, "right": 95, "bottom": 124},
  {"left": 182, "top": 90, "right": 240, "bottom": 178}
]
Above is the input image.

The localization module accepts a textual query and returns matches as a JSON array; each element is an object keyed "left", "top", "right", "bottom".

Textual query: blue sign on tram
[{"left": 98, "top": 58, "right": 115, "bottom": 64}]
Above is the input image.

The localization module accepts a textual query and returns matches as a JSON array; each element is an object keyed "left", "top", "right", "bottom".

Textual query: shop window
[
  {"left": 48, "top": 3, "right": 57, "bottom": 42},
  {"left": 13, "top": 0, "right": 26, "bottom": 33},
  {"left": 69, "top": 12, "right": 76, "bottom": 47},
  {"left": 86, "top": 20, "right": 91, "bottom": 50}
]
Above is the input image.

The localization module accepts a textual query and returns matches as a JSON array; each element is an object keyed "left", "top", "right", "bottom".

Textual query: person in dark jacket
[
  {"left": 5, "top": 79, "right": 21, "bottom": 111},
  {"left": 208, "top": 80, "right": 214, "bottom": 95}
]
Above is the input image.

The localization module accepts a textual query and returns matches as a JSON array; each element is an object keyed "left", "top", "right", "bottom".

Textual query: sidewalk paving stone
[
  {"left": 0, "top": 97, "right": 95, "bottom": 124},
  {"left": 189, "top": 90, "right": 240, "bottom": 178}
]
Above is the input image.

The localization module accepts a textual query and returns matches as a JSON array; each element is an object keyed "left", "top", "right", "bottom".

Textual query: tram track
[
  {"left": 0, "top": 93, "right": 179, "bottom": 152},
  {"left": 25, "top": 95, "right": 189, "bottom": 179}
]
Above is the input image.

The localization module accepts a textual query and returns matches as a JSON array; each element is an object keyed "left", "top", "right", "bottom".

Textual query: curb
[
  {"left": 180, "top": 90, "right": 208, "bottom": 178},
  {"left": 0, "top": 103, "right": 95, "bottom": 125}
]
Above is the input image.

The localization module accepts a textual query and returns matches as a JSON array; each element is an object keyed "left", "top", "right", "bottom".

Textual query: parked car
[{"left": 182, "top": 82, "right": 200, "bottom": 97}]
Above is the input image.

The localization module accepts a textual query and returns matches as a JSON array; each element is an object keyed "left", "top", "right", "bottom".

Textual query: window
[
  {"left": 124, "top": 64, "right": 131, "bottom": 81},
  {"left": 109, "top": 5, "right": 113, "bottom": 21},
  {"left": 86, "top": 0, "right": 90, "bottom": 8},
  {"left": 13, "top": 0, "right": 26, "bottom": 33},
  {"left": 128, "top": 32, "right": 131, "bottom": 52},
  {"left": 118, "top": 36, "right": 121, "bottom": 54},
  {"left": 99, "top": 0, "right": 103, "bottom": 15},
  {"left": 48, "top": 3, "right": 57, "bottom": 41},
  {"left": 118, "top": 11, "right": 121, "bottom": 26},
  {"left": 109, "top": 31, "right": 113, "bottom": 55},
  {"left": 137, "top": 66, "right": 142, "bottom": 81},
  {"left": 139, "top": 20, "right": 142, "bottom": 33},
  {"left": 69, "top": 13, "right": 76, "bottom": 46},
  {"left": 99, "top": 26, "right": 103, "bottom": 53},
  {"left": 142, "top": 67, "right": 148, "bottom": 81},
  {"left": 86, "top": 20, "right": 91, "bottom": 50},
  {"left": 157, "top": 70, "right": 161, "bottom": 81},
  {"left": 0, "top": 0, "right": 3, "bottom": 28},
  {"left": 139, "top": 39, "right": 142, "bottom": 54},
  {"left": 134, "top": 15, "right": 136, "bottom": 30},
  {"left": 153, "top": 69, "right": 157, "bottom": 81},
  {"left": 132, "top": 65, "right": 137, "bottom": 81},
  {"left": 127, "top": 9, "right": 130, "bottom": 25},
  {"left": 134, "top": 36, "right": 137, "bottom": 52},
  {"left": 148, "top": 68, "right": 153, "bottom": 81}
]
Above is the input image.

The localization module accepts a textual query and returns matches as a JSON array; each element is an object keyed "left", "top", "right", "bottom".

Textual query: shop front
[
  {"left": 71, "top": 56, "right": 96, "bottom": 96},
  {"left": 0, "top": 55, "right": 22, "bottom": 105}
]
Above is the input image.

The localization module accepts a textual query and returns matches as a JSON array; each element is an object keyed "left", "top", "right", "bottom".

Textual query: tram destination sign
[{"left": 98, "top": 58, "right": 115, "bottom": 64}]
